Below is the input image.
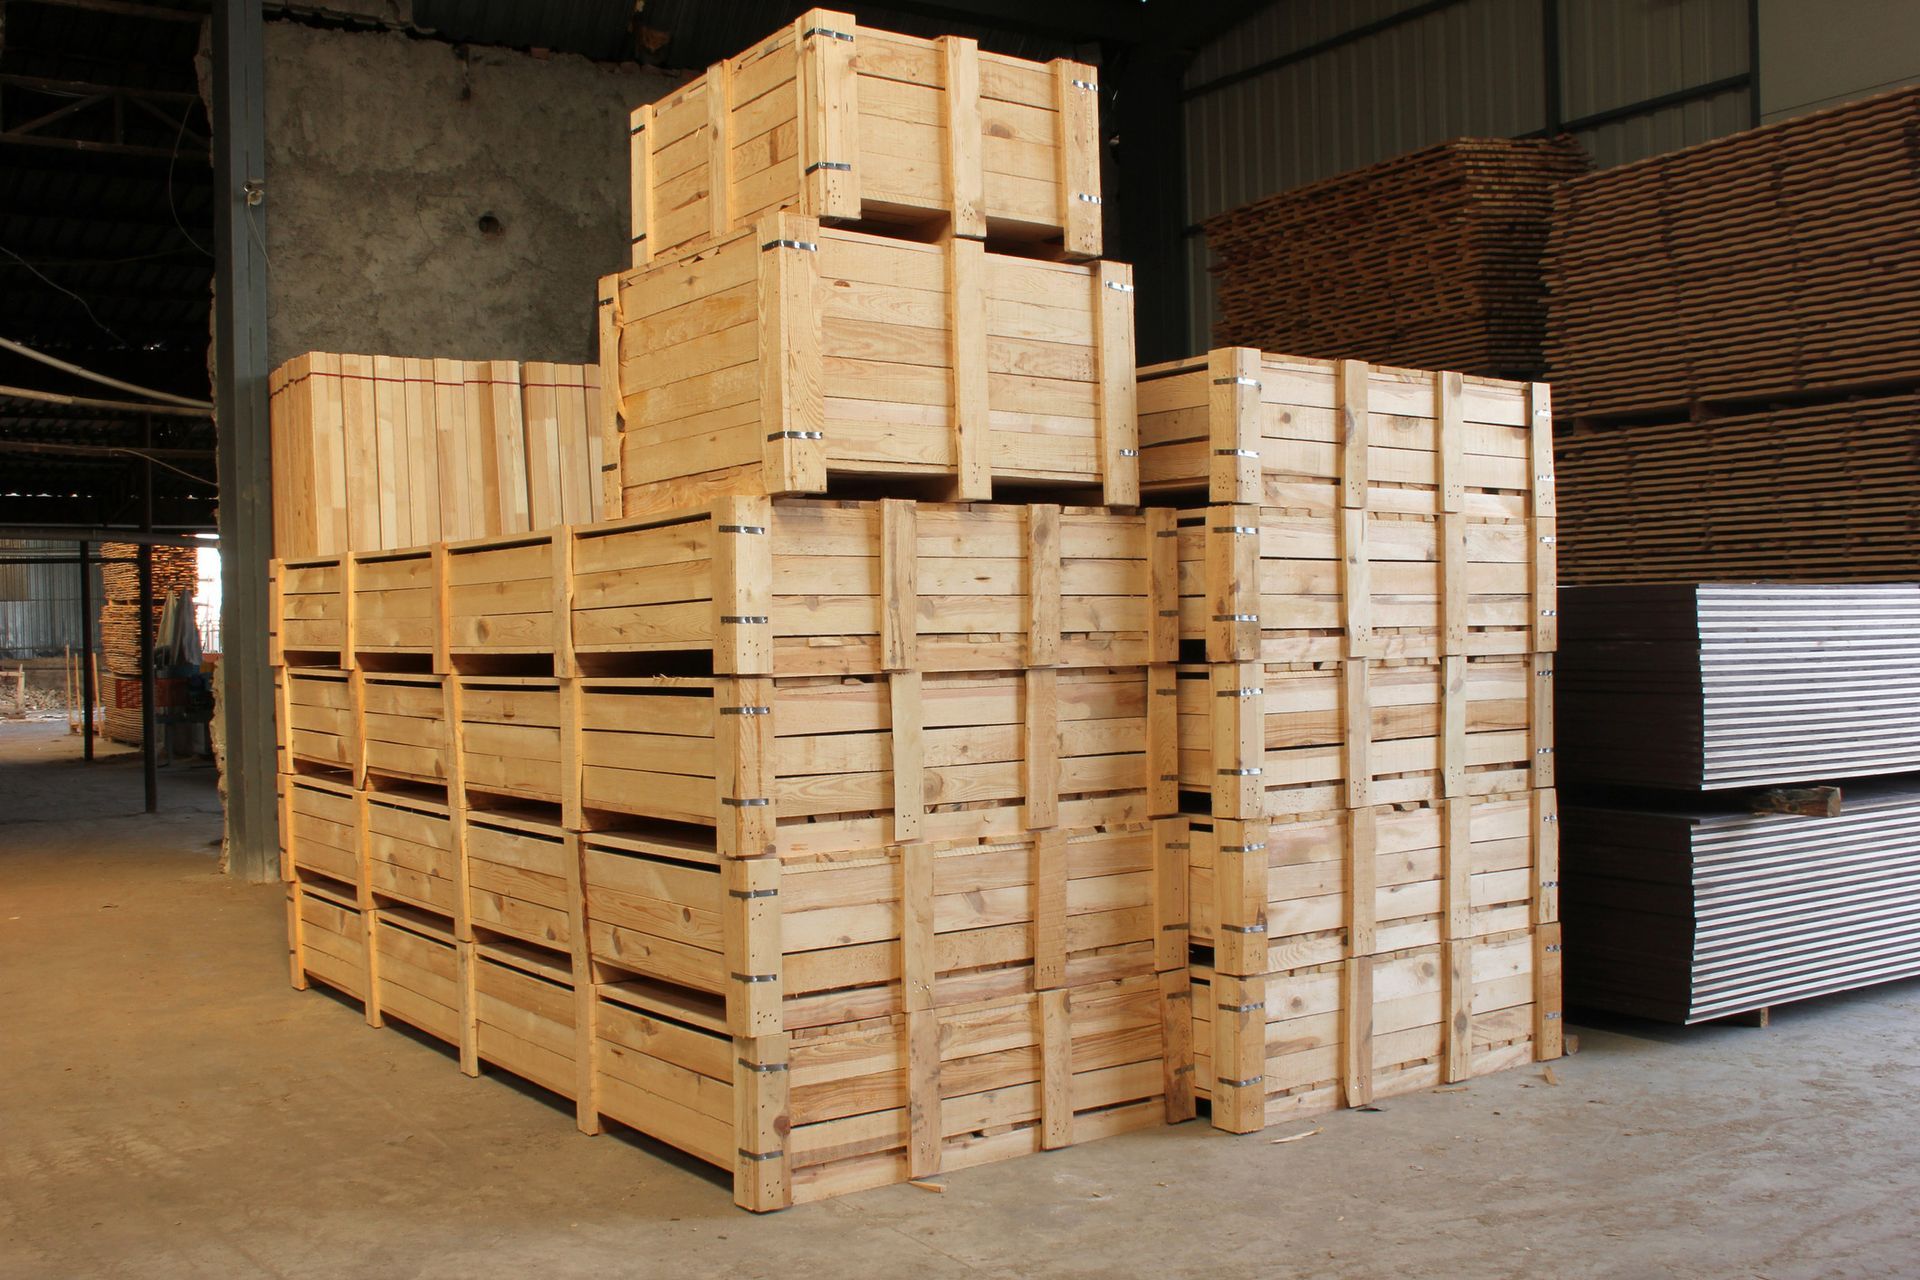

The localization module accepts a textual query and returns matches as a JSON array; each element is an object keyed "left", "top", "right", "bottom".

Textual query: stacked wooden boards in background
[
  {"left": 1202, "top": 139, "right": 1591, "bottom": 381},
  {"left": 1137, "top": 348, "right": 1563, "bottom": 1132},
  {"left": 1560, "top": 583, "right": 1920, "bottom": 1023},
  {"left": 268, "top": 355, "right": 606, "bottom": 560},
  {"left": 1547, "top": 87, "right": 1920, "bottom": 584},
  {"left": 1564, "top": 782, "right": 1920, "bottom": 1023},
  {"left": 100, "top": 543, "right": 198, "bottom": 746}
]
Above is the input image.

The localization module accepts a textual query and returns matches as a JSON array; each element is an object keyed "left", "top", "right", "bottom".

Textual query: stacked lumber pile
[
  {"left": 268, "top": 356, "right": 606, "bottom": 559},
  {"left": 1138, "top": 348, "right": 1562, "bottom": 1130},
  {"left": 268, "top": 11, "right": 1560, "bottom": 1213},
  {"left": 1561, "top": 583, "right": 1920, "bottom": 1023},
  {"left": 1546, "top": 87, "right": 1920, "bottom": 583},
  {"left": 1203, "top": 139, "right": 1590, "bottom": 380},
  {"left": 100, "top": 543, "right": 198, "bottom": 745}
]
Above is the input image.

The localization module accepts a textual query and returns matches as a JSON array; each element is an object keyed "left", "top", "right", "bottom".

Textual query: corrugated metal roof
[{"left": 410, "top": 0, "right": 643, "bottom": 60}]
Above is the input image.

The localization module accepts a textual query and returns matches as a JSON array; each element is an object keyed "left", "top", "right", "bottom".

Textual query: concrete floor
[{"left": 3, "top": 720, "right": 1917, "bottom": 1279}]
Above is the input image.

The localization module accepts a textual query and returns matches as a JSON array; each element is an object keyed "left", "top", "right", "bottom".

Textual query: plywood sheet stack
[
  {"left": 1203, "top": 139, "right": 1590, "bottom": 381},
  {"left": 1546, "top": 87, "right": 1920, "bottom": 584},
  {"left": 100, "top": 542, "right": 198, "bottom": 745},
  {"left": 1135, "top": 349, "right": 1564, "bottom": 1133},
  {"left": 1559, "top": 584, "right": 1920, "bottom": 1022},
  {"left": 268, "top": 356, "right": 606, "bottom": 559}
]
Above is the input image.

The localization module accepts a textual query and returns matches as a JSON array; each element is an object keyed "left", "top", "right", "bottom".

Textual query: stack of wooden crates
[{"left": 268, "top": 9, "right": 1561, "bottom": 1213}]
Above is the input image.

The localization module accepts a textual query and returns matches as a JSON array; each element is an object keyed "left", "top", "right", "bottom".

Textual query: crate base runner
[
  {"left": 596, "top": 970, "right": 1190, "bottom": 1208},
  {"left": 1191, "top": 923, "right": 1561, "bottom": 1133}
]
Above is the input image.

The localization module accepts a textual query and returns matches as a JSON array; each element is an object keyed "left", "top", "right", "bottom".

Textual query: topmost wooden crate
[{"left": 629, "top": 10, "right": 1102, "bottom": 269}]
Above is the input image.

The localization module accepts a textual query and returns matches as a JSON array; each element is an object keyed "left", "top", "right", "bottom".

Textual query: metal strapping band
[
  {"left": 731, "top": 972, "right": 779, "bottom": 983},
  {"left": 1216, "top": 686, "right": 1262, "bottom": 698},
  {"left": 630, "top": 122, "right": 645, "bottom": 134},
  {"left": 1158, "top": 773, "right": 1180, "bottom": 782},
  {"left": 1540, "top": 879, "right": 1560, "bottom": 888},
  {"left": 768, "top": 430, "right": 824, "bottom": 441},
  {"left": 1171, "top": 1063, "right": 1195, "bottom": 1076},
  {"left": 801, "top": 25, "right": 854, "bottom": 39},
  {"left": 1218, "top": 767, "right": 1262, "bottom": 777},
  {"left": 1161, "top": 923, "right": 1187, "bottom": 933},
  {"left": 1542, "top": 813, "right": 1559, "bottom": 824},
  {"left": 720, "top": 615, "right": 769, "bottom": 625},
  {"left": 1157, "top": 609, "right": 1180, "bottom": 618},
  {"left": 722, "top": 796, "right": 771, "bottom": 808},
  {"left": 761, "top": 238, "right": 818, "bottom": 252},
  {"left": 1540, "top": 609, "right": 1558, "bottom": 617},
  {"left": 716, "top": 524, "right": 766, "bottom": 535},
  {"left": 1537, "top": 667, "right": 1555, "bottom": 677},
  {"left": 1213, "top": 448, "right": 1258, "bottom": 458},
  {"left": 737, "top": 1148, "right": 783, "bottom": 1162},
  {"left": 730, "top": 888, "right": 779, "bottom": 900},
  {"left": 1163, "top": 841, "right": 1191, "bottom": 851},
  {"left": 630, "top": 233, "right": 646, "bottom": 243},
  {"left": 1076, "top": 193, "right": 1102, "bottom": 204},
  {"left": 1212, "top": 613, "right": 1259, "bottom": 623},
  {"left": 1154, "top": 529, "right": 1180, "bottom": 538},
  {"left": 1119, "top": 448, "right": 1139, "bottom": 457},
  {"left": 804, "top": 161, "right": 852, "bottom": 174},
  {"left": 1218, "top": 843, "right": 1266, "bottom": 853},
  {"left": 1217, "top": 1076, "right": 1264, "bottom": 1091},
  {"left": 721, "top": 705, "right": 770, "bottom": 716},
  {"left": 1537, "top": 747, "right": 1555, "bottom": 755},
  {"left": 1153, "top": 687, "right": 1178, "bottom": 696},
  {"left": 1545, "top": 1010, "right": 1562, "bottom": 1019},
  {"left": 1212, "top": 526, "right": 1258, "bottom": 536},
  {"left": 1219, "top": 922, "right": 1266, "bottom": 935},
  {"left": 1539, "top": 534, "right": 1557, "bottom": 545},
  {"left": 1071, "top": 78, "right": 1098, "bottom": 90},
  {"left": 1104, "top": 280, "right": 1134, "bottom": 292},
  {"left": 1546, "top": 943, "right": 1564, "bottom": 953},
  {"left": 1212, "top": 376, "right": 1259, "bottom": 387},
  {"left": 738, "top": 1058, "right": 789, "bottom": 1072},
  {"left": 597, "top": 296, "right": 615, "bottom": 307}
]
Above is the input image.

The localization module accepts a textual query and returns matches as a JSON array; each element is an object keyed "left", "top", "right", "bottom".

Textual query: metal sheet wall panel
[
  {"left": 1558, "top": 0, "right": 1750, "bottom": 121},
  {"left": 1574, "top": 86, "right": 1753, "bottom": 168},
  {"left": 0, "top": 541, "right": 99, "bottom": 658},
  {"left": 1186, "top": 0, "right": 1433, "bottom": 89}
]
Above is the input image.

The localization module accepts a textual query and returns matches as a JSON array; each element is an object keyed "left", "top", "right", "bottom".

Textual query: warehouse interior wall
[
  {"left": 1758, "top": 0, "right": 1920, "bottom": 122},
  {"left": 261, "top": 21, "right": 678, "bottom": 365}
]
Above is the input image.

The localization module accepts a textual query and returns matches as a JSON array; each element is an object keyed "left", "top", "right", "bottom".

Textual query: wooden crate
[
  {"left": 1168, "top": 655, "right": 1550, "bottom": 821},
  {"left": 361, "top": 673, "right": 450, "bottom": 788},
  {"left": 373, "top": 907, "right": 464, "bottom": 1047},
  {"left": 1137, "top": 349, "right": 1552, "bottom": 505},
  {"left": 281, "top": 668, "right": 359, "bottom": 777},
  {"left": 474, "top": 938, "right": 582, "bottom": 1101},
  {"left": 456, "top": 676, "right": 564, "bottom": 810},
  {"left": 287, "top": 876, "right": 370, "bottom": 1004},
  {"left": 445, "top": 531, "right": 569, "bottom": 667},
  {"left": 365, "top": 790, "right": 460, "bottom": 919},
  {"left": 1185, "top": 794, "right": 1558, "bottom": 979},
  {"left": 583, "top": 820, "right": 1185, "bottom": 1031},
  {"left": 604, "top": 212, "right": 1135, "bottom": 513},
  {"left": 351, "top": 547, "right": 440, "bottom": 668},
  {"left": 275, "top": 556, "right": 347, "bottom": 663},
  {"left": 571, "top": 497, "right": 1169, "bottom": 679},
  {"left": 577, "top": 666, "right": 1160, "bottom": 858},
  {"left": 283, "top": 775, "right": 362, "bottom": 888},
  {"left": 466, "top": 812, "right": 576, "bottom": 952},
  {"left": 1191, "top": 922, "right": 1560, "bottom": 1133},
  {"left": 627, "top": 9, "right": 1102, "bottom": 270},
  {"left": 594, "top": 970, "right": 1187, "bottom": 1212}
]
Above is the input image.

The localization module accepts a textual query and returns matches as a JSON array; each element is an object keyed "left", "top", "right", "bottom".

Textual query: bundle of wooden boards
[
  {"left": 1546, "top": 87, "right": 1920, "bottom": 584},
  {"left": 1560, "top": 583, "right": 1920, "bottom": 1023},
  {"left": 268, "top": 355, "right": 607, "bottom": 559},
  {"left": 1203, "top": 139, "right": 1590, "bottom": 381},
  {"left": 100, "top": 543, "right": 198, "bottom": 745},
  {"left": 268, "top": 9, "right": 1560, "bottom": 1213}
]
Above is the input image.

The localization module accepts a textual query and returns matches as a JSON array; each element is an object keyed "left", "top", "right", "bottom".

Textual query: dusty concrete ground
[{"left": 2, "top": 719, "right": 1916, "bottom": 1279}]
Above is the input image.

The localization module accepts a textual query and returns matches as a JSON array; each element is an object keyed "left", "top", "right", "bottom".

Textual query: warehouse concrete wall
[
  {"left": 261, "top": 22, "right": 678, "bottom": 365},
  {"left": 1758, "top": 0, "right": 1920, "bottom": 123}
]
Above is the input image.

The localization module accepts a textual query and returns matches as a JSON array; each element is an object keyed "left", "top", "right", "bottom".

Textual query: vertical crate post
[
  {"left": 1343, "top": 659, "right": 1372, "bottom": 809},
  {"left": 1206, "top": 506, "right": 1260, "bottom": 663},
  {"left": 1532, "top": 652, "right": 1557, "bottom": 790},
  {"left": 890, "top": 671, "right": 925, "bottom": 844},
  {"left": 705, "top": 59, "right": 734, "bottom": 244},
  {"left": 1440, "top": 654, "right": 1468, "bottom": 798},
  {"left": 1533, "top": 788, "right": 1561, "bottom": 927},
  {"left": 1211, "top": 662, "right": 1264, "bottom": 822},
  {"left": 795, "top": 10, "right": 860, "bottom": 221},
  {"left": 1052, "top": 61, "right": 1101, "bottom": 258},
  {"left": 561, "top": 832, "right": 600, "bottom": 1136},
  {"left": 628, "top": 107, "right": 655, "bottom": 268},
  {"left": 734, "top": 1032, "right": 792, "bottom": 1212},
  {"left": 1529, "top": 381, "right": 1558, "bottom": 653},
  {"left": 1145, "top": 507, "right": 1180, "bottom": 664},
  {"left": 757, "top": 221, "right": 827, "bottom": 496},
  {"left": 712, "top": 497, "right": 774, "bottom": 677},
  {"left": 354, "top": 790, "right": 383, "bottom": 1028},
  {"left": 1437, "top": 370, "right": 1468, "bottom": 657},
  {"left": 443, "top": 673, "right": 479, "bottom": 1077},
  {"left": 1094, "top": 261, "right": 1139, "bottom": 506},
  {"left": 1147, "top": 665, "right": 1179, "bottom": 818},
  {"left": 1346, "top": 805, "right": 1377, "bottom": 960},
  {"left": 1444, "top": 936, "right": 1474, "bottom": 1083},
  {"left": 949, "top": 235, "right": 992, "bottom": 500},
  {"left": 1151, "top": 816, "right": 1189, "bottom": 972},
  {"left": 1032, "top": 828, "right": 1068, "bottom": 989},
  {"left": 1212, "top": 817, "right": 1268, "bottom": 980},
  {"left": 1039, "top": 987, "right": 1073, "bottom": 1149},
  {"left": 1534, "top": 921, "right": 1565, "bottom": 1062},
  {"left": 879, "top": 499, "right": 918, "bottom": 673},
  {"left": 1211, "top": 969, "right": 1266, "bottom": 1134},
  {"left": 938, "top": 35, "right": 986, "bottom": 240},
  {"left": 595, "top": 275, "right": 624, "bottom": 514},
  {"left": 1158, "top": 967, "right": 1196, "bottom": 1123},
  {"left": 902, "top": 841, "right": 941, "bottom": 1178},
  {"left": 1208, "top": 347, "right": 1262, "bottom": 504},
  {"left": 1341, "top": 954, "right": 1374, "bottom": 1108}
]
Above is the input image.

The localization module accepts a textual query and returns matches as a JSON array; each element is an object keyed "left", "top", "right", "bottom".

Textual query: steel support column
[{"left": 212, "top": 0, "right": 277, "bottom": 880}]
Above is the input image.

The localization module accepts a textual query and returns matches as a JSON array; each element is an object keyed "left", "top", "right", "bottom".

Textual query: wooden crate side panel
[{"left": 474, "top": 953, "right": 578, "bottom": 1098}]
